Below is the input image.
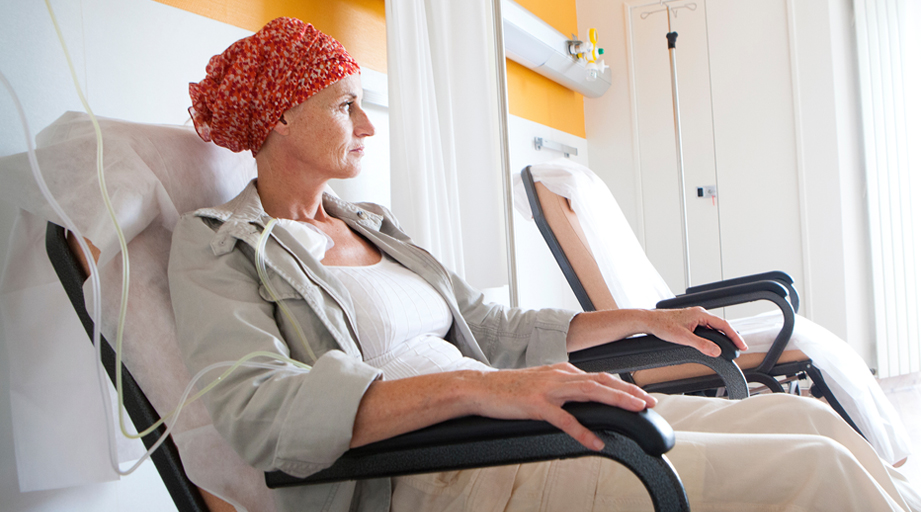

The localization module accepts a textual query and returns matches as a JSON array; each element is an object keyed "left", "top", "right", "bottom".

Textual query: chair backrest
[
  {"left": 515, "top": 160, "right": 675, "bottom": 311},
  {"left": 520, "top": 166, "right": 618, "bottom": 312}
]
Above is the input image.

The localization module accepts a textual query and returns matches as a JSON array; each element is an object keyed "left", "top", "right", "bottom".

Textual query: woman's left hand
[{"left": 643, "top": 307, "right": 747, "bottom": 357}]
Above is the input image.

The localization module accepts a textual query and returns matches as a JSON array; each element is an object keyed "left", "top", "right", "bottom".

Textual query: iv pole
[{"left": 640, "top": 1, "right": 697, "bottom": 290}]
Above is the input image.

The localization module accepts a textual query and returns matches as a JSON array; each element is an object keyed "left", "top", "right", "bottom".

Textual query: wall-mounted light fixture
[{"left": 502, "top": 0, "right": 612, "bottom": 98}]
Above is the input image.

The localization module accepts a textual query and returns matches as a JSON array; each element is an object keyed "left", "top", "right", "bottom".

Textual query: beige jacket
[{"left": 168, "top": 181, "right": 576, "bottom": 512}]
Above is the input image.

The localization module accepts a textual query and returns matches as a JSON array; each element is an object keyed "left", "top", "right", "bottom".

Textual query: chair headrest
[{"left": 0, "top": 111, "right": 257, "bottom": 262}]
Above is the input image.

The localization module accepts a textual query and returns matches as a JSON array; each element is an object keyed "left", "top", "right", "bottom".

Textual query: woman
[{"left": 169, "top": 17, "right": 919, "bottom": 512}]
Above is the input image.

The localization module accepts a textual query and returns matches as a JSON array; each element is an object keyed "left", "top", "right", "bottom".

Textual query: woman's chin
[{"left": 342, "top": 164, "right": 363, "bottom": 180}]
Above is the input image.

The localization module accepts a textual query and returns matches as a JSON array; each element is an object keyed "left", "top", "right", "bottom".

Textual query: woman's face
[{"left": 281, "top": 73, "right": 375, "bottom": 181}]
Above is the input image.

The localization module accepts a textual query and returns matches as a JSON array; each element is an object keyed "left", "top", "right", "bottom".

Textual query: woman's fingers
[
  {"left": 585, "top": 371, "right": 657, "bottom": 408},
  {"left": 652, "top": 307, "right": 748, "bottom": 356},
  {"left": 555, "top": 380, "right": 648, "bottom": 410},
  {"left": 543, "top": 377, "right": 654, "bottom": 450},
  {"left": 542, "top": 372, "right": 654, "bottom": 450},
  {"left": 700, "top": 313, "right": 748, "bottom": 351},
  {"left": 682, "top": 308, "right": 748, "bottom": 353},
  {"left": 550, "top": 364, "right": 657, "bottom": 407},
  {"left": 543, "top": 407, "right": 606, "bottom": 451},
  {"left": 672, "top": 328, "right": 722, "bottom": 357}
]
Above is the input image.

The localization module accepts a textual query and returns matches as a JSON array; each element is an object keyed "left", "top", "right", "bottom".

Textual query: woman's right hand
[{"left": 464, "top": 363, "right": 657, "bottom": 451}]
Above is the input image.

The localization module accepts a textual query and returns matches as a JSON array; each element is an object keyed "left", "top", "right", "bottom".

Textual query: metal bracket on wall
[{"left": 534, "top": 137, "right": 578, "bottom": 157}]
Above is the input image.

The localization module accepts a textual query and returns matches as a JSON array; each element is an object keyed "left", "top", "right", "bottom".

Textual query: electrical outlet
[{"left": 697, "top": 185, "right": 717, "bottom": 198}]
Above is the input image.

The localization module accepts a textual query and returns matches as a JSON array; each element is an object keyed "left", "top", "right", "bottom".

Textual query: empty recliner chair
[{"left": 515, "top": 159, "right": 912, "bottom": 466}]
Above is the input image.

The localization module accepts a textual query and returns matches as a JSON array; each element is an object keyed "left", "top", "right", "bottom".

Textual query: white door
[{"left": 627, "top": 0, "right": 805, "bottom": 318}]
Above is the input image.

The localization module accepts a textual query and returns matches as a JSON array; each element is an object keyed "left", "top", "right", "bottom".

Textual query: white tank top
[{"left": 326, "top": 254, "right": 493, "bottom": 380}]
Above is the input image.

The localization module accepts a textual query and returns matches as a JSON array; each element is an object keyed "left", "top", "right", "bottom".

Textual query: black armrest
[
  {"left": 658, "top": 280, "right": 787, "bottom": 310},
  {"left": 682, "top": 271, "right": 799, "bottom": 313},
  {"left": 266, "top": 403, "right": 690, "bottom": 510},
  {"left": 657, "top": 281, "right": 795, "bottom": 375},
  {"left": 266, "top": 402, "right": 671, "bottom": 485},
  {"left": 569, "top": 327, "right": 748, "bottom": 399}
]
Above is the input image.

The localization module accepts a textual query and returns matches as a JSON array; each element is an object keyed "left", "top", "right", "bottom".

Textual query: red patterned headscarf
[{"left": 189, "top": 17, "right": 360, "bottom": 155}]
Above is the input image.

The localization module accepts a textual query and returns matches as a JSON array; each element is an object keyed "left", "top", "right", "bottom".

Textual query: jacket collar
[{"left": 195, "top": 179, "right": 384, "bottom": 252}]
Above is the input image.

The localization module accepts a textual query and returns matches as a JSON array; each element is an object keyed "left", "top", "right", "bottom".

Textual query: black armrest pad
[
  {"left": 682, "top": 271, "right": 799, "bottom": 313},
  {"left": 657, "top": 280, "right": 787, "bottom": 310},
  {"left": 568, "top": 327, "right": 739, "bottom": 365},
  {"left": 265, "top": 403, "right": 674, "bottom": 488},
  {"left": 684, "top": 271, "right": 793, "bottom": 293},
  {"left": 353, "top": 402, "right": 673, "bottom": 456}
]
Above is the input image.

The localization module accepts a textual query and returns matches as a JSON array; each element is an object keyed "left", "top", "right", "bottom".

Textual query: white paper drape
[
  {"left": 386, "top": 0, "right": 508, "bottom": 289},
  {"left": 854, "top": 0, "right": 921, "bottom": 378}
]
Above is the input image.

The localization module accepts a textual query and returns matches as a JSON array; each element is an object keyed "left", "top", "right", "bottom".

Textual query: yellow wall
[
  {"left": 507, "top": 0, "right": 585, "bottom": 138},
  {"left": 155, "top": 0, "right": 584, "bottom": 137},
  {"left": 154, "top": 0, "right": 387, "bottom": 73}
]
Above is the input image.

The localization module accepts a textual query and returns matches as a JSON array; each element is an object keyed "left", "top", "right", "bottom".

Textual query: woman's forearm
[
  {"left": 349, "top": 370, "right": 482, "bottom": 448},
  {"left": 565, "top": 309, "right": 653, "bottom": 352},
  {"left": 565, "top": 307, "right": 747, "bottom": 355}
]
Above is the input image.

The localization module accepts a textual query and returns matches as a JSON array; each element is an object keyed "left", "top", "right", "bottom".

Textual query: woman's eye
[{"left": 341, "top": 101, "right": 353, "bottom": 112}]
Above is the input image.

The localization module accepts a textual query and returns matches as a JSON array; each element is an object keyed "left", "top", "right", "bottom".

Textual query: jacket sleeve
[
  {"left": 449, "top": 271, "right": 577, "bottom": 369},
  {"left": 168, "top": 214, "right": 382, "bottom": 478}
]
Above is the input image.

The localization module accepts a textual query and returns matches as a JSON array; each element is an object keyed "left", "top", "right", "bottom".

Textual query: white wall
[
  {"left": 0, "top": 0, "right": 390, "bottom": 509},
  {"left": 793, "top": 0, "right": 875, "bottom": 363},
  {"left": 576, "top": 0, "right": 876, "bottom": 363},
  {"left": 827, "top": 0, "right": 880, "bottom": 367}
]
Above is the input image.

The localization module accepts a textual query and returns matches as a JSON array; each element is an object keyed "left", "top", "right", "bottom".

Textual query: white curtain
[
  {"left": 854, "top": 0, "right": 921, "bottom": 378},
  {"left": 386, "top": 0, "right": 508, "bottom": 290}
]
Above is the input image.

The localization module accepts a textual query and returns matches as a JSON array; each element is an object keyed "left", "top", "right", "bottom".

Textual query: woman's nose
[{"left": 356, "top": 108, "right": 375, "bottom": 137}]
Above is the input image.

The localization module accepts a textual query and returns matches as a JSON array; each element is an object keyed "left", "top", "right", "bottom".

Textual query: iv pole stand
[{"left": 642, "top": 1, "right": 696, "bottom": 291}]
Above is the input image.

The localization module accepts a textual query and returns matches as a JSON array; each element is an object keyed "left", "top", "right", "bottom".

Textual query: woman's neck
[{"left": 255, "top": 155, "right": 330, "bottom": 222}]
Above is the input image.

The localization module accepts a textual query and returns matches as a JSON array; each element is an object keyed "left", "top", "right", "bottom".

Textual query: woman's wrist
[
  {"left": 566, "top": 308, "right": 656, "bottom": 352},
  {"left": 453, "top": 369, "right": 498, "bottom": 417}
]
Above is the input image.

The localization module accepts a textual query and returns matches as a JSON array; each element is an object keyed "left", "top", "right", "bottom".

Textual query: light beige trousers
[{"left": 392, "top": 393, "right": 920, "bottom": 512}]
